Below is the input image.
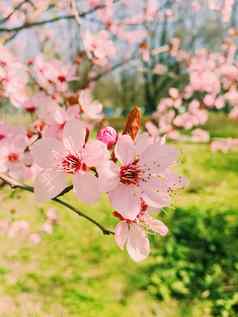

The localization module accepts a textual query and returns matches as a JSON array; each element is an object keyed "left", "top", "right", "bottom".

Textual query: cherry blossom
[
  {"left": 32, "top": 55, "right": 76, "bottom": 97},
  {"left": 82, "top": 31, "right": 116, "bottom": 66},
  {"left": 79, "top": 89, "right": 103, "bottom": 119},
  {"left": 98, "top": 133, "right": 185, "bottom": 220},
  {"left": 31, "top": 119, "right": 109, "bottom": 203},
  {"left": 0, "top": 130, "right": 28, "bottom": 179},
  {"left": 114, "top": 201, "right": 168, "bottom": 262}
]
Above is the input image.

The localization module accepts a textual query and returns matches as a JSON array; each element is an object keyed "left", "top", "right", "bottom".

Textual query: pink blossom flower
[
  {"left": 97, "top": 126, "right": 117, "bottom": 148},
  {"left": 36, "top": 94, "right": 81, "bottom": 139},
  {"left": 31, "top": 119, "right": 109, "bottom": 203},
  {"left": 32, "top": 55, "right": 75, "bottom": 96},
  {"left": 79, "top": 89, "right": 103, "bottom": 119},
  {"left": 82, "top": 31, "right": 116, "bottom": 66},
  {"left": 114, "top": 201, "right": 168, "bottom": 262},
  {"left": 0, "top": 47, "right": 29, "bottom": 108},
  {"left": 203, "top": 94, "right": 216, "bottom": 108},
  {"left": 0, "top": 132, "right": 28, "bottom": 179},
  {"left": 98, "top": 133, "right": 185, "bottom": 220},
  {"left": 169, "top": 87, "right": 179, "bottom": 99}
]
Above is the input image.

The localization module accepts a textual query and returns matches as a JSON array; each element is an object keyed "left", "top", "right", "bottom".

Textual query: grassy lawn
[{"left": 0, "top": 141, "right": 237, "bottom": 316}]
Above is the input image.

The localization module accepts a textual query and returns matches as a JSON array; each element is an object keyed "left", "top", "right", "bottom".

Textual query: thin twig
[
  {"left": 53, "top": 197, "right": 114, "bottom": 235},
  {"left": 70, "top": 0, "right": 81, "bottom": 25},
  {"left": 0, "top": 2, "right": 119, "bottom": 34},
  {"left": 0, "top": 173, "right": 114, "bottom": 236},
  {"left": 0, "top": 0, "right": 34, "bottom": 25}
]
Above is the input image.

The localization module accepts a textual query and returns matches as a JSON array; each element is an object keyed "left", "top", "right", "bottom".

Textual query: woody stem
[{"left": 0, "top": 173, "right": 114, "bottom": 235}]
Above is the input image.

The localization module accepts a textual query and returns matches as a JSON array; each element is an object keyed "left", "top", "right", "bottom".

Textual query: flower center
[
  {"left": 25, "top": 105, "right": 36, "bottom": 113},
  {"left": 120, "top": 160, "right": 141, "bottom": 185},
  {"left": 8, "top": 153, "right": 19, "bottom": 162},
  {"left": 58, "top": 75, "right": 66, "bottom": 83},
  {"left": 61, "top": 153, "right": 86, "bottom": 174}
]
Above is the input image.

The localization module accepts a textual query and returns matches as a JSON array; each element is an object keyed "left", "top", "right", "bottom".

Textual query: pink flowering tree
[
  {"left": 0, "top": 0, "right": 237, "bottom": 261},
  {"left": 145, "top": 31, "right": 238, "bottom": 143},
  {"left": 0, "top": 18, "right": 186, "bottom": 261}
]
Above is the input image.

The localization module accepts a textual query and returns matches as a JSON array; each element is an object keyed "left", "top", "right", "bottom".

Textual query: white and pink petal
[
  {"left": 115, "top": 134, "right": 136, "bottom": 165},
  {"left": 83, "top": 140, "right": 109, "bottom": 167},
  {"left": 143, "top": 215, "right": 168, "bottom": 236},
  {"left": 73, "top": 172, "right": 100, "bottom": 204},
  {"left": 115, "top": 221, "right": 129, "bottom": 250},
  {"left": 97, "top": 161, "right": 120, "bottom": 192},
  {"left": 31, "top": 138, "right": 65, "bottom": 168},
  {"left": 108, "top": 184, "right": 141, "bottom": 220},
  {"left": 63, "top": 119, "right": 86, "bottom": 153},
  {"left": 34, "top": 169, "right": 66, "bottom": 202},
  {"left": 126, "top": 223, "right": 150, "bottom": 262}
]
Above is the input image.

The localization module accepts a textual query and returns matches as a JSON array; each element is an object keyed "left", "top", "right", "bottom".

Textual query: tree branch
[
  {"left": 0, "top": 1, "right": 119, "bottom": 34},
  {"left": 0, "top": 15, "right": 75, "bottom": 33},
  {"left": 0, "top": 173, "right": 114, "bottom": 236},
  {"left": 0, "top": 0, "right": 35, "bottom": 25}
]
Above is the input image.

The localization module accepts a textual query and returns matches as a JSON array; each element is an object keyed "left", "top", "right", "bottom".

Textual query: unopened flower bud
[{"left": 97, "top": 127, "right": 117, "bottom": 149}]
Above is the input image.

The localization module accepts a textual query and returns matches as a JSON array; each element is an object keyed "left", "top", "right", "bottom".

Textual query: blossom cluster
[
  {"left": 146, "top": 33, "right": 238, "bottom": 146},
  {"left": 0, "top": 114, "right": 186, "bottom": 261},
  {"left": 1, "top": 0, "right": 237, "bottom": 261},
  {"left": 0, "top": 41, "right": 188, "bottom": 262},
  {"left": 30, "top": 120, "right": 186, "bottom": 261}
]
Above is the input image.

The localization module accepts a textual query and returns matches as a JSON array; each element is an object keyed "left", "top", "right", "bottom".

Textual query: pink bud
[{"left": 96, "top": 127, "right": 117, "bottom": 149}]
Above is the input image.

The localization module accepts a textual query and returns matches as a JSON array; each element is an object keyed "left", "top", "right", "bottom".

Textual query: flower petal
[
  {"left": 115, "top": 134, "right": 135, "bottom": 164},
  {"left": 143, "top": 215, "right": 168, "bottom": 236},
  {"left": 109, "top": 184, "right": 141, "bottom": 220},
  {"left": 135, "top": 132, "right": 152, "bottom": 155},
  {"left": 163, "top": 170, "right": 188, "bottom": 189},
  {"left": 98, "top": 161, "right": 120, "bottom": 192},
  {"left": 63, "top": 119, "right": 86, "bottom": 153},
  {"left": 73, "top": 172, "right": 100, "bottom": 204},
  {"left": 141, "top": 181, "right": 170, "bottom": 209},
  {"left": 140, "top": 143, "right": 178, "bottom": 173},
  {"left": 126, "top": 223, "right": 150, "bottom": 262},
  {"left": 34, "top": 169, "right": 66, "bottom": 202},
  {"left": 115, "top": 221, "right": 129, "bottom": 250},
  {"left": 31, "top": 138, "right": 65, "bottom": 168},
  {"left": 83, "top": 140, "right": 109, "bottom": 167}
]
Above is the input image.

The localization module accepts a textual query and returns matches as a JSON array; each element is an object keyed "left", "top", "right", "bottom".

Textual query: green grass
[{"left": 204, "top": 112, "right": 238, "bottom": 138}]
